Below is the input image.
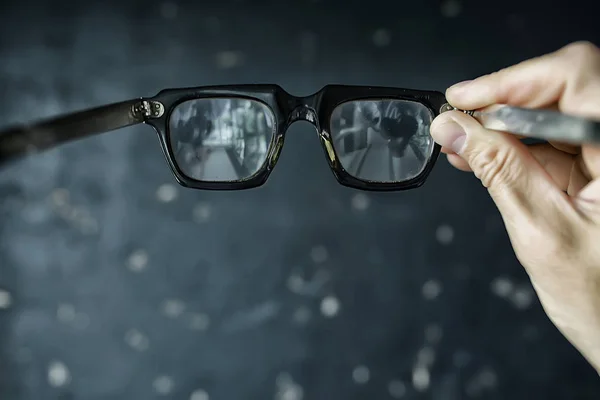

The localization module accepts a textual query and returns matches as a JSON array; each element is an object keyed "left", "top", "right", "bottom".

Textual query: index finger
[{"left": 446, "top": 41, "right": 600, "bottom": 119}]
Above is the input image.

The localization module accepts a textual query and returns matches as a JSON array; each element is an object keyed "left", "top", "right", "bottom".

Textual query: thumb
[
  {"left": 581, "top": 146, "right": 600, "bottom": 180},
  {"left": 574, "top": 146, "right": 600, "bottom": 222},
  {"left": 431, "top": 110, "right": 566, "bottom": 223}
]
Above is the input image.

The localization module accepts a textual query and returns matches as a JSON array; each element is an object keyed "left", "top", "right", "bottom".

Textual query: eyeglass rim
[{"left": 148, "top": 84, "right": 445, "bottom": 191}]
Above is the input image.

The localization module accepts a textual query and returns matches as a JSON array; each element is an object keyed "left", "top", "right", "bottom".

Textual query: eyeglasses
[{"left": 0, "top": 85, "right": 449, "bottom": 191}]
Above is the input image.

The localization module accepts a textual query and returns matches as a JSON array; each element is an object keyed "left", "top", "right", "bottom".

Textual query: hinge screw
[
  {"left": 440, "top": 103, "right": 475, "bottom": 116},
  {"left": 440, "top": 103, "right": 455, "bottom": 113},
  {"left": 132, "top": 100, "right": 164, "bottom": 119}
]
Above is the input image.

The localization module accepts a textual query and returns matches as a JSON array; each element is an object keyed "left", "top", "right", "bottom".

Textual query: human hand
[{"left": 430, "top": 41, "right": 600, "bottom": 372}]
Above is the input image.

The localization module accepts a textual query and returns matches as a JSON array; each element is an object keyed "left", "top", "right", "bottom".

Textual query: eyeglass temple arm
[{"left": 0, "top": 98, "right": 162, "bottom": 165}]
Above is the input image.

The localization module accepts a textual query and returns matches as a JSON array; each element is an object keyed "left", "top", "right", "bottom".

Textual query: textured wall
[{"left": 0, "top": 0, "right": 599, "bottom": 399}]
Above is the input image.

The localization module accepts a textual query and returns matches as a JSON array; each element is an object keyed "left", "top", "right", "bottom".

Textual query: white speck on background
[
  {"left": 0, "top": 289, "right": 13, "bottom": 309},
  {"left": 292, "top": 306, "right": 312, "bottom": 325},
  {"left": 153, "top": 375, "right": 174, "bottom": 395},
  {"left": 161, "top": 299, "right": 186, "bottom": 318},
  {"left": 310, "top": 245, "right": 329, "bottom": 263},
  {"left": 189, "top": 313, "right": 211, "bottom": 331},
  {"left": 48, "top": 361, "right": 71, "bottom": 387},
  {"left": 352, "top": 365, "right": 370, "bottom": 384},
  {"left": 351, "top": 193, "right": 370, "bottom": 211},
  {"left": 56, "top": 303, "right": 76, "bottom": 322},
  {"left": 320, "top": 296, "right": 340, "bottom": 317},
  {"left": 412, "top": 365, "right": 430, "bottom": 391},
  {"left": 216, "top": 51, "right": 244, "bottom": 69},
  {"left": 125, "top": 329, "right": 150, "bottom": 351},
  {"left": 441, "top": 0, "right": 462, "bottom": 17},
  {"left": 190, "top": 389, "right": 209, "bottom": 400},
  {"left": 422, "top": 280, "right": 442, "bottom": 300},
  {"left": 160, "top": 2, "right": 178, "bottom": 19},
  {"left": 435, "top": 224, "right": 454, "bottom": 244},
  {"left": 491, "top": 277, "right": 513, "bottom": 298},
  {"left": 372, "top": 28, "right": 391, "bottom": 47},
  {"left": 388, "top": 380, "right": 406, "bottom": 398},
  {"left": 127, "top": 249, "right": 149, "bottom": 272},
  {"left": 193, "top": 202, "right": 212, "bottom": 223},
  {"left": 156, "top": 183, "right": 178, "bottom": 203},
  {"left": 511, "top": 286, "right": 534, "bottom": 310}
]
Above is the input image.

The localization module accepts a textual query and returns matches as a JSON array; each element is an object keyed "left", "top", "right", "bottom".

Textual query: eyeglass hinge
[
  {"left": 132, "top": 99, "right": 165, "bottom": 121},
  {"left": 440, "top": 103, "right": 475, "bottom": 116}
]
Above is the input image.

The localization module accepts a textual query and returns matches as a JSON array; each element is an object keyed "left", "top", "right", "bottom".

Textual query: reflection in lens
[
  {"left": 168, "top": 98, "right": 275, "bottom": 182},
  {"left": 330, "top": 99, "right": 434, "bottom": 182}
]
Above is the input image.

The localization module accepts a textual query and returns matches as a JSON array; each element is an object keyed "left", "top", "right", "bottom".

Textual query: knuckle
[
  {"left": 469, "top": 146, "right": 523, "bottom": 190},
  {"left": 561, "top": 41, "right": 600, "bottom": 64}
]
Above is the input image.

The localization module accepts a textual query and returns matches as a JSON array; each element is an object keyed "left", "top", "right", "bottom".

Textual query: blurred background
[{"left": 0, "top": 0, "right": 599, "bottom": 399}]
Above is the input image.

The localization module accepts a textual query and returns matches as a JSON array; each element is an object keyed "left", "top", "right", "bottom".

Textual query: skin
[{"left": 429, "top": 41, "right": 600, "bottom": 373}]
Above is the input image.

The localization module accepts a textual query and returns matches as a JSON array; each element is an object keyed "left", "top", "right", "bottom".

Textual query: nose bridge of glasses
[
  {"left": 283, "top": 94, "right": 318, "bottom": 127},
  {"left": 289, "top": 105, "right": 317, "bottom": 124}
]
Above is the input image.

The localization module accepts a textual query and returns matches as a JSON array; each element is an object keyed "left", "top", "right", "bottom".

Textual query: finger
[
  {"left": 581, "top": 145, "right": 600, "bottom": 179},
  {"left": 575, "top": 146, "right": 600, "bottom": 217},
  {"left": 548, "top": 141, "right": 580, "bottom": 155},
  {"left": 527, "top": 144, "right": 590, "bottom": 195},
  {"left": 431, "top": 111, "right": 568, "bottom": 223},
  {"left": 447, "top": 146, "right": 568, "bottom": 177},
  {"left": 573, "top": 151, "right": 600, "bottom": 221},
  {"left": 528, "top": 143, "right": 574, "bottom": 190},
  {"left": 443, "top": 145, "right": 473, "bottom": 170},
  {"left": 567, "top": 155, "right": 591, "bottom": 196},
  {"left": 445, "top": 140, "right": 586, "bottom": 192},
  {"left": 446, "top": 41, "right": 600, "bottom": 119},
  {"left": 574, "top": 180, "right": 600, "bottom": 222},
  {"left": 447, "top": 153, "right": 472, "bottom": 171}
]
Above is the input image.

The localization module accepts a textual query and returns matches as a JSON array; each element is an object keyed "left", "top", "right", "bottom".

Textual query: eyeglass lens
[
  {"left": 167, "top": 97, "right": 434, "bottom": 184},
  {"left": 168, "top": 98, "right": 275, "bottom": 182},
  {"left": 329, "top": 99, "right": 434, "bottom": 183}
]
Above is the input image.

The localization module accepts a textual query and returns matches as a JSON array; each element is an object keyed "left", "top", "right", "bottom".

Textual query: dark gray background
[{"left": 0, "top": 0, "right": 599, "bottom": 399}]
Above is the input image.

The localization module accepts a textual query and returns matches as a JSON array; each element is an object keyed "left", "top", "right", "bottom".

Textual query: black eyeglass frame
[{"left": 0, "top": 84, "right": 447, "bottom": 191}]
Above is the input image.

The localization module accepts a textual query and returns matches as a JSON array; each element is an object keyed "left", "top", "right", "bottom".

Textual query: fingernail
[
  {"left": 431, "top": 120, "right": 467, "bottom": 154},
  {"left": 448, "top": 80, "right": 473, "bottom": 93}
]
